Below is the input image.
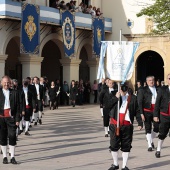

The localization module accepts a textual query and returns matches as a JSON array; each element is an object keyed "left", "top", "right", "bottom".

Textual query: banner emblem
[
  {"left": 62, "top": 17, "right": 74, "bottom": 50},
  {"left": 97, "top": 28, "right": 102, "bottom": 45},
  {"left": 92, "top": 17, "right": 105, "bottom": 57},
  {"left": 25, "top": 15, "right": 37, "bottom": 41}
]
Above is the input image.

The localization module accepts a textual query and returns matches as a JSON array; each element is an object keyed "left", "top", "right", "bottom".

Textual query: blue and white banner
[
  {"left": 97, "top": 41, "right": 140, "bottom": 83},
  {"left": 92, "top": 17, "right": 105, "bottom": 57},
  {"left": 20, "top": 3, "right": 40, "bottom": 54},
  {"left": 61, "top": 10, "right": 75, "bottom": 57}
]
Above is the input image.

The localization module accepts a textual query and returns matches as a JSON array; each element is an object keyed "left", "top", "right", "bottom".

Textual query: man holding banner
[
  {"left": 97, "top": 34, "right": 140, "bottom": 170},
  {"left": 108, "top": 85, "right": 142, "bottom": 170}
]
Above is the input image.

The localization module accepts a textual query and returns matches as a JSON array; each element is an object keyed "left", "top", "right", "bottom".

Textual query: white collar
[{"left": 2, "top": 89, "right": 9, "bottom": 92}]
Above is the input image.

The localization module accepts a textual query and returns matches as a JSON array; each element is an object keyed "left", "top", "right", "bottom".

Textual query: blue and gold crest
[
  {"left": 127, "top": 19, "right": 134, "bottom": 29},
  {"left": 24, "top": 15, "right": 37, "bottom": 41},
  {"left": 92, "top": 17, "right": 105, "bottom": 57},
  {"left": 21, "top": 3, "right": 40, "bottom": 54},
  {"left": 61, "top": 10, "right": 75, "bottom": 57}
]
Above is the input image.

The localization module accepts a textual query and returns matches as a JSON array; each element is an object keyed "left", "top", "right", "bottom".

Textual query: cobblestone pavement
[{"left": 0, "top": 104, "right": 170, "bottom": 170}]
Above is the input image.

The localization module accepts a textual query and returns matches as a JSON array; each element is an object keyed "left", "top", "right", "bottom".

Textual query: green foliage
[{"left": 137, "top": 0, "right": 170, "bottom": 34}]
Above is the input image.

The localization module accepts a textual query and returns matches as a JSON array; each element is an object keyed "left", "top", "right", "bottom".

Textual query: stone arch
[
  {"left": 40, "top": 33, "right": 64, "bottom": 58},
  {"left": 134, "top": 46, "right": 166, "bottom": 65},
  {"left": 79, "top": 46, "right": 90, "bottom": 82},
  {"left": 41, "top": 40, "right": 62, "bottom": 83},
  {"left": 77, "top": 38, "right": 92, "bottom": 60},
  {"left": 131, "top": 46, "right": 166, "bottom": 87},
  {"left": 5, "top": 36, "right": 22, "bottom": 83},
  {"left": 2, "top": 30, "right": 20, "bottom": 55}
]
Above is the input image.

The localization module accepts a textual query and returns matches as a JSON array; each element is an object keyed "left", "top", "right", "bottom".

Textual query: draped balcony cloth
[
  {"left": 92, "top": 16, "right": 105, "bottom": 57},
  {"left": 61, "top": 10, "right": 75, "bottom": 57},
  {"left": 97, "top": 41, "right": 139, "bottom": 83},
  {"left": 20, "top": 3, "right": 40, "bottom": 54}
]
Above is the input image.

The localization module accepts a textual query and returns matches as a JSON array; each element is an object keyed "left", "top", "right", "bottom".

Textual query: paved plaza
[{"left": 0, "top": 104, "right": 170, "bottom": 170}]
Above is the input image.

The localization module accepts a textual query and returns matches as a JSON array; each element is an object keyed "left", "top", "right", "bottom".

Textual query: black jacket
[
  {"left": 99, "top": 88, "right": 117, "bottom": 108},
  {"left": 137, "top": 86, "right": 157, "bottom": 115},
  {"left": 19, "top": 86, "right": 36, "bottom": 112},
  {"left": 34, "top": 84, "right": 45, "bottom": 101},
  {"left": 110, "top": 94, "right": 143, "bottom": 127},
  {"left": 154, "top": 86, "right": 170, "bottom": 117},
  {"left": 0, "top": 88, "right": 20, "bottom": 122}
]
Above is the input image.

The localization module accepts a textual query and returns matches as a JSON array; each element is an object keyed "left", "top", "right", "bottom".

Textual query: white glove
[{"left": 57, "top": 91, "right": 60, "bottom": 95}]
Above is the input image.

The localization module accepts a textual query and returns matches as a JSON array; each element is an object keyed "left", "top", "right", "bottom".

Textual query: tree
[{"left": 137, "top": 0, "right": 170, "bottom": 34}]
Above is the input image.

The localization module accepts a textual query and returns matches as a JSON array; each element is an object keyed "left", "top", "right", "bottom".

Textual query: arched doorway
[
  {"left": 5, "top": 37, "right": 22, "bottom": 84},
  {"left": 137, "top": 50, "right": 164, "bottom": 84},
  {"left": 41, "top": 40, "right": 62, "bottom": 83},
  {"left": 79, "top": 46, "right": 89, "bottom": 82}
]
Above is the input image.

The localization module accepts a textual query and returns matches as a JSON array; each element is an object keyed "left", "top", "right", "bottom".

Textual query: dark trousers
[
  {"left": 158, "top": 114, "right": 170, "bottom": 140},
  {"left": 24, "top": 108, "right": 32, "bottom": 121},
  {"left": 63, "top": 93, "right": 69, "bottom": 105},
  {"left": 103, "top": 107, "right": 110, "bottom": 127},
  {"left": 56, "top": 96, "right": 59, "bottom": 108},
  {"left": 109, "top": 124, "right": 133, "bottom": 152},
  {"left": 0, "top": 117, "right": 16, "bottom": 146},
  {"left": 94, "top": 90, "right": 98, "bottom": 103},
  {"left": 143, "top": 111, "right": 159, "bottom": 134},
  {"left": 36, "top": 99, "right": 43, "bottom": 112}
]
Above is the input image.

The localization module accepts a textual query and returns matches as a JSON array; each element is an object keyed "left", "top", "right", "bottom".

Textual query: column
[
  {"left": 0, "top": 55, "right": 8, "bottom": 78},
  {"left": 18, "top": 54, "right": 44, "bottom": 79},
  {"left": 60, "top": 58, "right": 81, "bottom": 84},
  {"left": 87, "top": 58, "right": 99, "bottom": 103}
]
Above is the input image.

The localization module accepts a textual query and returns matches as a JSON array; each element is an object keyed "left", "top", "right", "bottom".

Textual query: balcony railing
[{"left": 0, "top": 0, "right": 112, "bottom": 32}]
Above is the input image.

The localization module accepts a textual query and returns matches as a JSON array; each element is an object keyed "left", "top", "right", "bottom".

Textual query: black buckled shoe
[
  {"left": 39, "top": 119, "right": 42, "bottom": 125},
  {"left": 148, "top": 147, "right": 153, "bottom": 152},
  {"left": 25, "top": 131, "right": 31, "bottom": 136},
  {"left": 155, "top": 151, "right": 161, "bottom": 158},
  {"left": 108, "top": 164, "right": 119, "bottom": 170},
  {"left": 122, "top": 166, "right": 129, "bottom": 170},
  {"left": 3, "top": 157, "right": 8, "bottom": 164},
  {"left": 105, "top": 134, "right": 109, "bottom": 137},
  {"left": 34, "top": 122, "right": 37, "bottom": 126},
  {"left": 10, "top": 157, "right": 17, "bottom": 164}
]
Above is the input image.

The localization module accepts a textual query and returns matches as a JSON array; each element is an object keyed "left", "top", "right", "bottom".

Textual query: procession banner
[
  {"left": 61, "top": 10, "right": 75, "bottom": 57},
  {"left": 106, "top": 41, "right": 139, "bottom": 82},
  {"left": 97, "top": 41, "right": 139, "bottom": 83},
  {"left": 92, "top": 17, "right": 105, "bottom": 57},
  {"left": 20, "top": 3, "right": 40, "bottom": 54}
]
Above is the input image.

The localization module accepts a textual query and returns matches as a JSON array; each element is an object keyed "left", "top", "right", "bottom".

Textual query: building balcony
[{"left": 0, "top": 0, "right": 112, "bottom": 32}]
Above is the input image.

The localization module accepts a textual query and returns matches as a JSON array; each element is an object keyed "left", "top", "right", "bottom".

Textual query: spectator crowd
[{"left": 51, "top": 0, "right": 103, "bottom": 17}]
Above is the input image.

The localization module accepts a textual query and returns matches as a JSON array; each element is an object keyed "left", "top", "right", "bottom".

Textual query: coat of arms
[
  {"left": 97, "top": 28, "right": 102, "bottom": 45},
  {"left": 62, "top": 17, "right": 74, "bottom": 50},
  {"left": 127, "top": 19, "right": 134, "bottom": 29},
  {"left": 24, "top": 15, "right": 37, "bottom": 41}
]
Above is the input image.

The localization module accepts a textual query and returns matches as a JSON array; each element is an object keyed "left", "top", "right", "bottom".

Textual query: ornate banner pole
[{"left": 116, "top": 29, "right": 122, "bottom": 136}]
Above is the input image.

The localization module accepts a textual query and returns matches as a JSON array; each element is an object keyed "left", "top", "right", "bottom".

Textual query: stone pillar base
[
  {"left": 60, "top": 58, "right": 81, "bottom": 83},
  {"left": 19, "top": 54, "right": 44, "bottom": 79},
  {"left": 87, "top": 58, "right": 99, "bottom": 104},
  {"left": 0, "top": 55, "right": 8, "bottom": 78}
]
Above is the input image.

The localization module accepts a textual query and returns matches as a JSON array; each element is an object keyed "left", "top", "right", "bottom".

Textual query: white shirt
[
  {"left": 2, "top": 89, "right": 10, "bottom": 109},
  {"left": 120, "top": 94, "right": 131, "bottom": 123},
  {"left": 169, "top": 86, "right": 170, "bottom": 91},
  {"left": 109, "top": 88, "right": 114, "bottom": 94},
  {"left": 35, "top": 84, "right": 40, "bottom": 100},
  {"left": 149, "top": 86, "right": 157, "bottom": 104},
  {"left": 23, "top": 87, "right": 28, "bottom": 105}
]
